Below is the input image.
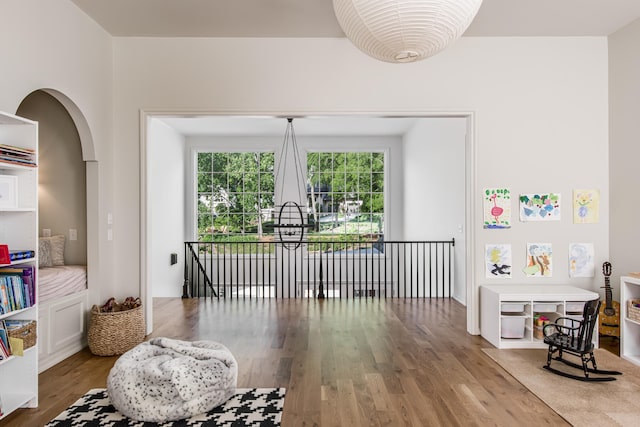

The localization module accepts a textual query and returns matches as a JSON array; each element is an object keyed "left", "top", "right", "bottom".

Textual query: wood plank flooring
[{"left": 3, "top": 298, "right": 571, "bottom": 426}]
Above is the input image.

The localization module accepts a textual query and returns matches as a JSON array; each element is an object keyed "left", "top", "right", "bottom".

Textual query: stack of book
[
  {"left": 0, "top": 266, "right": 35, "bottom": 315},
  {"left": 0, "top": 143, "right": 36, "bottom": 167}
]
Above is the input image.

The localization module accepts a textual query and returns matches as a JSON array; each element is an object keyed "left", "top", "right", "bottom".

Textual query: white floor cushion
[{"left": 106, "top": 337, "right": 238, "bottom": 423}]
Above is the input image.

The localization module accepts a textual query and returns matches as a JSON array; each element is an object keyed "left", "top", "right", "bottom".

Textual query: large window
[
  {"left": 307, "top": 152, "right": 384, "bottom": 238},
  {"left": 196, "top": 150, "right": 385, "bottom": 242},
  {"left": 197, "top": 152, "right": 274, "bottom": 241}
]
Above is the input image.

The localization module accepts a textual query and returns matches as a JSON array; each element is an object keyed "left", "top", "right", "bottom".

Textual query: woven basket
[
  {"left": 8, "top": 320, "right": 37, "bottom": 350},
  {"left": 628, "top": 299, "right": 640, "bottom": 323},
  {"left": 88, "top": 304, "right": 145, "bottom": 356}
]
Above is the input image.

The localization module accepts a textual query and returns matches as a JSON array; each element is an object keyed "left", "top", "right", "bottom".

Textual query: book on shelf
[
  {"left": 0, "top": 157, "right": 37, "bottom": 167},
  {"left": 0, "top": 143, "right": 36, "bottom": 167},
  {"left": 0, "top": 321, "right": 10, "bottom": 359},
  {"left": 0, "top": 144, "right": 35, "bottom": 155},
  {"left": 9, "top": 250, "right": 35, "bottom": 261},
  {"left": 0, "top": 266, "right": 35, "bottom": 314}
]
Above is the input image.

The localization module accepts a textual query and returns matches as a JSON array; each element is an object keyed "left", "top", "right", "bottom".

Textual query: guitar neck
[{"left": 604, "top": 276, "right": 613, "bottom": 308}]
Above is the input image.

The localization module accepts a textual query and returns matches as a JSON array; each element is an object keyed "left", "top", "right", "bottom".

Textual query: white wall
[
  {"left": 609, "top": 18, "right": 640, "bottom": 299},
  {"left": 403, "top": 118, "right": 467, "bottom": 302},
  {"left": 149, "top": 119, "right": 185, "bottom": 297},
  {"left": 1, "top": 0, "right": 114, "bottom": 307},
  {"left": 117, "top": 36, "right": 609, "bottom": 333}
]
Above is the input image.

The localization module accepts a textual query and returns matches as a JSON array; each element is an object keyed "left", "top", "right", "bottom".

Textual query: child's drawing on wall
[
  {"left": 483, "top": 188, "right": 511, "bottom": 229},
  {"left": 569, "top": 243, "right": 594, "bottom": 277},
  {"left": 524, "top": 243, "right": 553, "bottom": 277},
  {"left": 486, "top": 244, "right": 512, "bottom": 278},
  {"left": 519, "top": 193, "right": 561, "bottom": 221},
  {"left": 573, "top": 189, "right": 600, "bottom": 224}
]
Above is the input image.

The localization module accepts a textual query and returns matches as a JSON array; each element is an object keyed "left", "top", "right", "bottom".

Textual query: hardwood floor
[{"left": 4, "top": 298, "right": 571, "bottom": 426}]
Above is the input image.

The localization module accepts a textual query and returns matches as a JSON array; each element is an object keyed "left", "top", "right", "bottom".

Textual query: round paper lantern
[{"left": 333, "top": 0, "right": 483, "bottom": 63}]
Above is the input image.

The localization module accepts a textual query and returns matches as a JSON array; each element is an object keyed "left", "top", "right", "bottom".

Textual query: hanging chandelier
[
  {"left": 333, "top": 0, "right": 483, "bottom": 63},
  {"left": 273, "top": 118, "right": 314, "bottom": 250}
]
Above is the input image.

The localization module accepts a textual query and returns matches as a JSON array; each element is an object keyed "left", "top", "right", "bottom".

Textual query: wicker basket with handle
[
  {"left": 88, "top": 304, "right": 145, "bottom": 356},
  {"left": 628, "top": 299, "right": 640, "bottom": 323},
  {"left": 7, "top": 320, "right": 37, "bottom": 349}
]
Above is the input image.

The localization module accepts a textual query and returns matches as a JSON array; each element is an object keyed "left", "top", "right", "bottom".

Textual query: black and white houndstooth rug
[{"left": 46, "top": 388, "right": 285, "bottom": 426}]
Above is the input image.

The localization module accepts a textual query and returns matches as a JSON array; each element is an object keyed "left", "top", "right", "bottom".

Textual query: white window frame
[{"left": 186, "top": 137, "right": 391, "bottom": 245}]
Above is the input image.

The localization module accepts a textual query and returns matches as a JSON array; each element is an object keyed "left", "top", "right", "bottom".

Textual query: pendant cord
[{"left": 275, "top": 118, "right": 307, "bottom": 207}]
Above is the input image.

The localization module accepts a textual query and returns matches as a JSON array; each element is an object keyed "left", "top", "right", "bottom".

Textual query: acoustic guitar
[{"left": 599, "top": 261, "right": 620, "bottom": 337}]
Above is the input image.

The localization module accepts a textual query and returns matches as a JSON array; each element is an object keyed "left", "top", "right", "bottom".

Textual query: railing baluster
[
  {"left": 332, "top": 242, "right": 336, "bottom": 299},
  {"left": 409, "top": 242, "right": 413, "bottom": 298},
  {"left": 402, "top": 243, "right": 406, "bottom": 298},
  {"left": 436, "top": 243, "right": 444, "bottom": 296},
  {"left": 377, "top": 241, "right": 381, "bottom": 299},
  {"left": 429, "top": 243, "right": 433, "bottom": 298}
]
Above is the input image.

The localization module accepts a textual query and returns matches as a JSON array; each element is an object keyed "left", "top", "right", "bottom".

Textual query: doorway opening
[{"left": 141, "top": 113, "right": 476, "bottom": 334}]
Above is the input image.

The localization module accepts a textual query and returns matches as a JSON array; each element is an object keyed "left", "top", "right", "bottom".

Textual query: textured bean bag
[{"left": 106, "top": 337, "right": 237, "bottom": 422}]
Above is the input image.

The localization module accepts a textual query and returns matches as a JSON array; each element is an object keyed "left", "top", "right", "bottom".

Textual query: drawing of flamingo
[{"left": 490, "top": 193, "right": 504, "bottom": 224}]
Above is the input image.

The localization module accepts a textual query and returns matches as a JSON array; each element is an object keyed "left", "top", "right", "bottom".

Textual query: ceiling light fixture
[
  {"left": 333, "top": 0, "right": 483, "bottom": 63},
  {"left": 273, "top": 118, "right": 314, "bottom": 250}
]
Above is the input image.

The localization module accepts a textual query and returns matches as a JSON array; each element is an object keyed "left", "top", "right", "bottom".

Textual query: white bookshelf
[
  {"left": 621, "top": 276, "right": 640, "bottom": 366},
  {"left": 481, "top": 285, "right": 599, "bottom": 349},
  {"left": 0, "top": 111, "right": 38, "bottom": 419}
]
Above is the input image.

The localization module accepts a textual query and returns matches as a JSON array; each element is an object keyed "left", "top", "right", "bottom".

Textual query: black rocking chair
[{"left": 543, "top": 299, "right": 622, "bottom": 381}]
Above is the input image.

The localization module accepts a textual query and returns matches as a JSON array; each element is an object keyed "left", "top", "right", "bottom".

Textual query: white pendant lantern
[{"left": 333, "top": 0, "right": 483, "bottom": 63}]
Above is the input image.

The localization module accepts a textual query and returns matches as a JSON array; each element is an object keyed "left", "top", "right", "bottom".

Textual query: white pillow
[
  {"left": 39, "top": 238, "right": 53, "bottom": 268},
  {"left": 49, "top": 235, "right": 65, "bottom": 265},
  {"left": 39, "top": 235, "right": 65, "bottom": 266}
]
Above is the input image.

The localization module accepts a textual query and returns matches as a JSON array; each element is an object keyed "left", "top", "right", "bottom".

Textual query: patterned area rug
[{"left": 46, "top": 388, "right": 285, "bottom": 426}]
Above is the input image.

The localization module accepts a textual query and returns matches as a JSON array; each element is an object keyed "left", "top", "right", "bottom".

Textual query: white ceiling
[
  {"left": 74, "top": 0, "right": 640, "bottom": 136},
  {"left": 72, "top": 0, "right": 640, "bottom": 38}
]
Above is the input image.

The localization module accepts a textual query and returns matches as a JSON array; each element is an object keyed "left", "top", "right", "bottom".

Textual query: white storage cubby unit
[
  {"left": 0, "top": 111, "right": 38, "bottom": 419},
  {"left": 481, "top": 285, "right": 599, "bottom": 349},
  {"left": 621, "top": 275, "right": 640, "bottom": 366}
]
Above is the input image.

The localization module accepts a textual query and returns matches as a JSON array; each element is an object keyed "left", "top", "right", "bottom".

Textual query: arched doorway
[{"left": 16, "top": 89, "right": 100, "bottom": 370}]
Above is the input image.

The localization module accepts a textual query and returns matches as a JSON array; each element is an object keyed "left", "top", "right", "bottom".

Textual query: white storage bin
[
  {"left": 501, "top": 316, "right": 526, "bottom": 338},
  {"left": 566, "top": 301, "right": 585, "bottom": 313},
  {"left": 533, "top": 303, "right": 557, "bottom": 312},
  {"left": 501, "top": 303, "right": 525, "bottom": 313}
]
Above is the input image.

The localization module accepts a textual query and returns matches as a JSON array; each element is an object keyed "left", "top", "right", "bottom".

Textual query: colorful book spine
[
  {"left": 22, "top": 266, "right": 33, "bottom": 307},
  {"left": 11, "top": 276, "right": 24, "bottom": 309},
  {"left": 0, "top": 273, "right": 30, "bottom": 312},
  {"left": 0, "top": 321, "right": 11, "bottom": 359},
  {"left": 3, "top": 277, "right": 15, "bottom": 311},
  {"left": 0, "top": 281, "right": 9, "bottom": 314},
  {"left": 9, "top": 250, "right": 35, "bottom": 261}
]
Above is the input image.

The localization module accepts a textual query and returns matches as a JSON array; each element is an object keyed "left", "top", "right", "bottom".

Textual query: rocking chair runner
[{"left": 543, "top": 299, "right": 622, "bottom": 381}]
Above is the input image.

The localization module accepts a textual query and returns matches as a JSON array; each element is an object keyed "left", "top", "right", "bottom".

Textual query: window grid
[
  {"left": 196, "top": 150, "right": 384, "bottom": 241},
  {"left": 307, "top": 151, "right": 384, "bottom": 238},
  {"left": 197, "top": 152, "right": 274, "bottom": 241}
]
